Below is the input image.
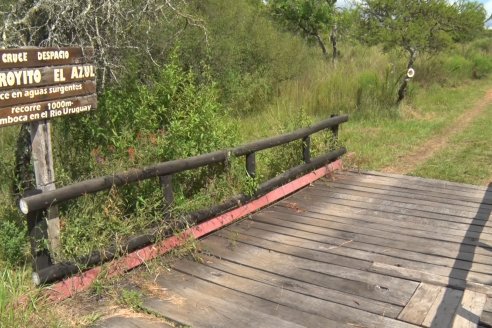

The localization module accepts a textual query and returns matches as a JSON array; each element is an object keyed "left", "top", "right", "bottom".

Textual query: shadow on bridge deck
[{"left": 96, "top": 171, "right": 492, "bottom": 328}]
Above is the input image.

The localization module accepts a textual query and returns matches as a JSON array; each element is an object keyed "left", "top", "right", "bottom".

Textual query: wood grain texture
[
  {"left": 92, "top": 316, "right": 173, "bottom": 328},
  {"left": 398, "top": 283, "right": 442, "bottom": 325},
  {"left": 92, "top": 170, "right": 492, "bottom": 328},
  {"left": 452, "top": 290, "right": 487, "bottom": 327},
  {"left": 422, "top": 287, "right": 463, "bottom": 327}
]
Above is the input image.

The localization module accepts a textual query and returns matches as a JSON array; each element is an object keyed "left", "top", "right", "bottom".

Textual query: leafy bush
[
  {"left": 443, "top": 55, "right": 474, "bottom": 79},
  {"left": 0, "top": 211, "right": 28, "bottom": 266},
  {"left": 53, "top": 53, "right": 240, "bottom": 261},
  {"left": 470, "top": 54, "right": 492, "bottom": 79}
]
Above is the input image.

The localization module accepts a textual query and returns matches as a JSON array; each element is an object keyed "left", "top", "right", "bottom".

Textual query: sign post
[{"left": 0, "top": 47, "right": 96, "bottom": 261}]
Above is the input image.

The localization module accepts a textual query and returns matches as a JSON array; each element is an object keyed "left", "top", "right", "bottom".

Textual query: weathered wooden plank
[
  {"left": 351, "top": 171, "right": 490, "bottom": 192},
  {"left": 198, "top": 252, "right": 402, "bottom": 317},
  {"left": 171, "top": 259, "right": 419, "bottom": 328},
  {"left": 274, "top": 201, "right": 492, "bottom": 244},
  {"left": 0, "top": 94, "right": 97, "bottom": 128},
  {"left": 483, "top": 297, "right": 492, "bottom": 313},
  {"left": 337, "top": 172, "right": 491, "bottom": 199},
  {"left": 147, "top": 268, "right": 351, "bottom": 328},
  {"left": 0, "top": 64, "right": 96, "bottom": 91},
  {"left": 313, "top": 181, "right": 492, "bottom": 212},
  {"left": 398, "top": 283, "right": 442, "bottom": 325},
  {"left": 422, "top": 287, "right": 463, "bottom": 327},
  {"left": 0, "top": 81, "right": 97, "bottom": 108},
  {"left": 452, "top": 290, "right": 487, "bottom": 328},
  {"left": 30, "top": 121, "right": 60, "bottom": 258},
  {"left": 479, "top": 311, "right": 492, "bottom": 327},
  {"left": 225, "top": 221, "right": 492, "bottom": 286},
  {"left": 370, "top": 262, "right": 492, "bottom": 296},
  {"left": 245, "top": 216, "right": 492, "bottom": 274},
  {"left": 258, "top": 207, "right": 492, "bottom": 263},
  {"left": 93, "top": 316, "right": 173, "bottom": 328},
  {"left": 295, "top": 189, "right": 489, "bottom": 221},
  {"left": 332, "top": 176, "right": 491, "bottom": 205},
  {"left": 204, "top": 234, "right": 418, "bottom": 306},
  {"left": 258, "top": 209, "right": 492, "bottom": 266},
  {"left": 330, "top": 174, "right": 490, "bottom": 205},
  {"left": 284, "top": 193, "right": 492, "bottom": 232}
]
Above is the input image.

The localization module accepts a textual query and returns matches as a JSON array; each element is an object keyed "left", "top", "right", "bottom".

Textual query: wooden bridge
[
  {"left": 95, "top": 170, "right": 492, "bottom": 328},
  {"left": 17, "top": 115, "right": 492, "bottom": 327}
]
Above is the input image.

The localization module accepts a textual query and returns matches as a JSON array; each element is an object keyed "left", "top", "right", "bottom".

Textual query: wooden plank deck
[{"left": 97, "top": 171, "right": 492, "bottom": 328}]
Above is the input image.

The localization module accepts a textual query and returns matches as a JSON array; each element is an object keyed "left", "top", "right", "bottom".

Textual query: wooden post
[
  {"left": 246, "top": 152, "right": 256, "bottom": 178},
  {"left": 302, "top": 136, "right": 311, "bottom": 163},
  {"left": 30, "top": 120, "right": 60, "bottom": 259},
  {"left": 159, "top": 175, "right": 174, "bottom": 219}
]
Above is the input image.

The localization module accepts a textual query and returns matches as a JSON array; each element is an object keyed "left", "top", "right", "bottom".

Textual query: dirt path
[{"left": 382, "top": 89, "right": 492, "bottom": 174}]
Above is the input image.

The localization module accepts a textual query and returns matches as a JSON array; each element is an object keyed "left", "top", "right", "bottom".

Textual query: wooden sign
[
  {"left": 0, "top": 47, "right": 96, "bottom": 128},
  {"left": 0, "top": 47, "right": 95, "bottom": 69},
  {"left": 1, "top": 47, "right": 97, "bottom": 260}
]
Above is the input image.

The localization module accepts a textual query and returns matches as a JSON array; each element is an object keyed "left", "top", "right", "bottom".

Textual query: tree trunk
[
  {"left": 314, "top": 33, "right": 328, "bottom": 58},
  {"left": 397, "top": 49, "right": 417, "bottom": 104},
  {"left": 330, "top": 25, "right": 338, "bottom": 63}
]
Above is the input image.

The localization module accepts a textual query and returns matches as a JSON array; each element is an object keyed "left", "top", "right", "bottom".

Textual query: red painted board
[{"left": 44, "top": 159, "right": 343, "bottom": 302}]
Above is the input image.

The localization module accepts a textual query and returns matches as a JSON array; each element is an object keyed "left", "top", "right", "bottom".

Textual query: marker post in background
[{"left": 0, "top": 47, "right": 96, "bottom": 265}]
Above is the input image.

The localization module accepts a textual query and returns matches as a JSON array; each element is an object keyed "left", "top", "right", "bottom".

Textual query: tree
[
  {"left": 269, "top": 0, "right": 336, "bottom": 58},
  {"left": 0, "top": 0, "right": 207, "bottom": 196},
  {"left": 452, "top": 0, "right": 488, "bottom": 43},
  {"left": 0, "top": 0, "right": 207, "bottom": 88},
  {"left": 357, "top": 0, "right": 486, "bottom": 103}
]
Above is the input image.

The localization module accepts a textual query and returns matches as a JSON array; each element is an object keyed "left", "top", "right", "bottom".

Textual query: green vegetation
[
  {"left": 358, "top": 0, "right": 487, "bottom": 102},
  {"left": 0, "top": 0, "right": 492, "bottom": 325},
  {"left": 269, "top": 0, "right": 337, "bottom": 57},
  {"left": 412, "top": 96, "right": 492, "bottom": 184}
]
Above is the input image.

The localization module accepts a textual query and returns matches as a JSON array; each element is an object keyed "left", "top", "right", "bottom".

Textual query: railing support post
[
  {"left": 159, "top": 175, "right": 174, "bottom": 219},
  {"left": 246, "top": 152, "right": 256, "bottom": 178},
  {"left": 330, "top": 114, "right": 339, "bottom": 140},
  {"left": 27, "top": 211, "right": 53, "bottom": 284},
  {"left": 302, "top": 136, "right": 311, "bottom": 163}
]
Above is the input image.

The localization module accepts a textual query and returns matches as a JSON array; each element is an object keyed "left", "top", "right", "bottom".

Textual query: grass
[
  {"left": 340, "top": 80, "right": 492, "bottom": 170},
  {"left": 238, "top": 65, "right": 492, "bottom": 174},
  {"left": 411, "top": 95, "right": 492, "bottom": 185},
  {"left": 0, "top": 266, "right": 69, "bottom": 328},
  {"left": 0, "top": 35, "right": 491, "bottom": 327}
]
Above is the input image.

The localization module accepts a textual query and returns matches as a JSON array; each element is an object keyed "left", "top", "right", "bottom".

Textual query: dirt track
[{"left": 382, "top": 89, "right": 492, "bottom": 175}]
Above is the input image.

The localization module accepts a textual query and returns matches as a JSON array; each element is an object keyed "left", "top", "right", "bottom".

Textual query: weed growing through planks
[
  {"left": 119, "top": 289, "right": 144, "bottom": 312},
  {"left": 227, "top": 231, "right": 240, "bottom": 251},
  {"left": 170, "top": 233, "right": 204, "bottom": 264}
]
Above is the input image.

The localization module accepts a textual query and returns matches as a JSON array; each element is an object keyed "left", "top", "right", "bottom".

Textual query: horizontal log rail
[
  {"left": 20, "top": 115, "right": 347, "bottom": 214},
  {"left": 19, "top": 114, "right": 348, "bottom": 285}
]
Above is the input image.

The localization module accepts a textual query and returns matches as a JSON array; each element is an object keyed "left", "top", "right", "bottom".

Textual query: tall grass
[{"left": 0, "top": 267, "right": 45, "bottom": 327}]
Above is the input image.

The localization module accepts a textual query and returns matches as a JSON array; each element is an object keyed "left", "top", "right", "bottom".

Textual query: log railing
[{"left": 19, "top": 114, "right": 348, "bottom": 285}]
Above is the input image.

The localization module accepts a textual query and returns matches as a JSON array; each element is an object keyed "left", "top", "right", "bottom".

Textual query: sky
[{"left": 339, "top": 0, "right": 492, "bottom": 28}]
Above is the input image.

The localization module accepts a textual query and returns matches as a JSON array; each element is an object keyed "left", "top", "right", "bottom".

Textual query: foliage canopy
[{"left": 268, "top": 0, "right": 337, "bottom": 56}]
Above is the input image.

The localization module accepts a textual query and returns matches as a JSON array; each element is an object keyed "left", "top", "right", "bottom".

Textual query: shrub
[
  {"left": 0, "top": 212, "right": 28, "bottom": 266},
  {"left": 470, "top": 54, "right": 492, "bottom": 79},
  {"left": 53, "top": 53, "right": 239, "bottom": 261}
]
